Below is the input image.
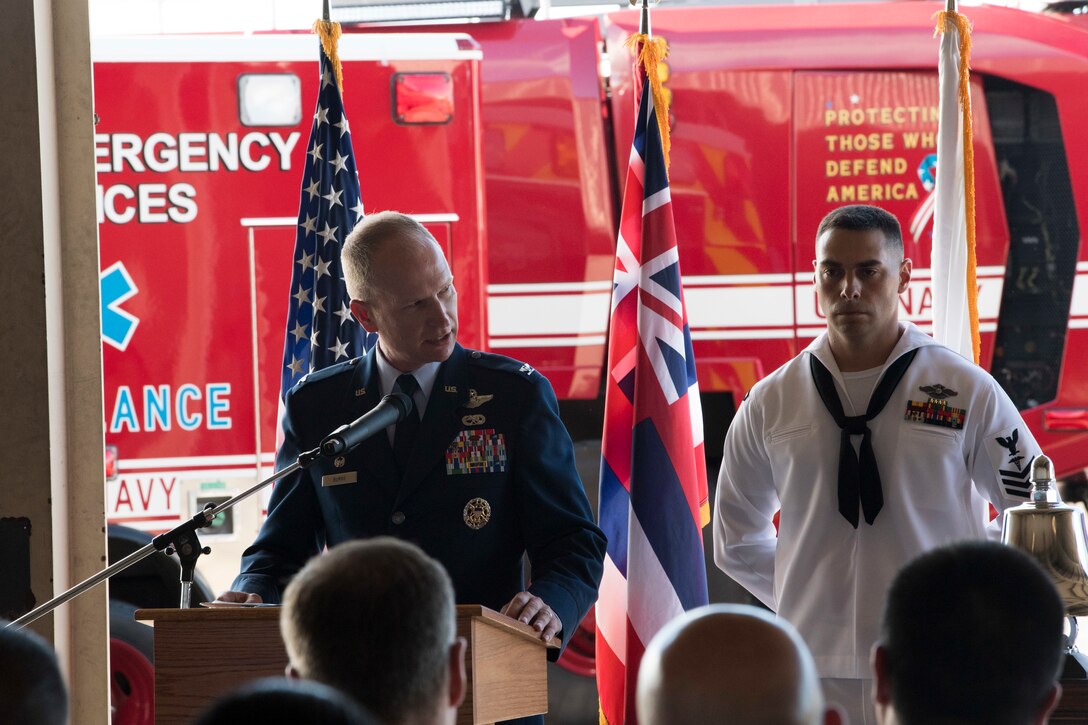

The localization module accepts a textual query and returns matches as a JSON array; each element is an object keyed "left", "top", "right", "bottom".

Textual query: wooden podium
[
  {"left": 1053, "top": 677, "right": 1088, "bottom": 722},
  {"left": 135, "top": 605, "right": 558, "bottom": 724}
]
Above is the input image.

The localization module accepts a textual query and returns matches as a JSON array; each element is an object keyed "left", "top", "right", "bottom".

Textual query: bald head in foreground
[{"left": 637, "top": 604, "right": 843, "bottom": 725}]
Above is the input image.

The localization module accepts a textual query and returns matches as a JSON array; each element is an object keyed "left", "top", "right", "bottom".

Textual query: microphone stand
[{"left": 7, "top": 446, "right": 323, "bottom": 629}]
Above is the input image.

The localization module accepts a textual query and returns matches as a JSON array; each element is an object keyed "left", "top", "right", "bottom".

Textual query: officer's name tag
[{"left": 321, "top": 472, "right": 358, "bottom": 487}]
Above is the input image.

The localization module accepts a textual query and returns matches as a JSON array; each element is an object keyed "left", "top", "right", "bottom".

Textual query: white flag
[{"left": 931, "top": 13, "right": 976, "bottom": 362}]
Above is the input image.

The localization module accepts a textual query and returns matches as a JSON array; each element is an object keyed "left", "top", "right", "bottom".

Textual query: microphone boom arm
[
  {"left": 8, "top": 393, "right": 413, "bottom": 629},
  {"left": 7, "top": 447, "right": 322, "bottom": 629}
]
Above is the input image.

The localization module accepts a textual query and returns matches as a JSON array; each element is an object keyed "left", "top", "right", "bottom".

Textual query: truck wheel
[{"left": 110, "top": 599, "right": 154, "bottom": 725}]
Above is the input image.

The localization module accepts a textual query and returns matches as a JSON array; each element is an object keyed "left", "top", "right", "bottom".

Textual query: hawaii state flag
[
  {"left": 278, "top": 20, "right": 376, "bottom": 447},
  {"left": 595, "top": 36, "right": 710, "bottom": 725}
]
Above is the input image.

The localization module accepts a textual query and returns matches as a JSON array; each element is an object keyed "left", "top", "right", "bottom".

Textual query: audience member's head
[
  {"left": 873, "top": 541, "right": 1065, "bottom": 725},
  {"left": 637, "top": 604, "right": 842, "bottom": 725},
  {"left": 194, "top": 677, "right": 377, "bottom": 725},
  {"left": 281, "top": 538, "right": 465, "bottom": 725},
  {"left": 0, "top": 622, "right": 68, "bottom": 725}
]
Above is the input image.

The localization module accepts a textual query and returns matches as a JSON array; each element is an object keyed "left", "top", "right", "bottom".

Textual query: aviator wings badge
[
  {"left": 919, "top": 384, "right": 958, "bottom": 400},
  {"left": 464, "top": 389, "right": 494, "bottom": 409}
]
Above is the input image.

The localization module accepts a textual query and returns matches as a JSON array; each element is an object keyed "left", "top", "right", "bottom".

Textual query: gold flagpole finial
[
  {"left": 314, "top": 15, "right": 345, "bottom": 97},
  {"left": 624, "top": 0, "right": 671, "bottom": 171}
]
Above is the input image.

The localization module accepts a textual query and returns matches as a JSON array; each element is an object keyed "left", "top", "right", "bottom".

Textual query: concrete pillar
[{"left": 0, "top": 0, "right": 109, "bottom": 721}]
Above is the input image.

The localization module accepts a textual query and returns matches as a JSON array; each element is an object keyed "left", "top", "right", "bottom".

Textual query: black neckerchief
[{"left": 809, "top": 349, "right": 918, "bottom": 528}]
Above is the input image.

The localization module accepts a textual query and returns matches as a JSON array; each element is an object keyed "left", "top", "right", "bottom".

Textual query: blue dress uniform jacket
[{"left": 233, "top": 344, "right": 606, "bottom": 659}]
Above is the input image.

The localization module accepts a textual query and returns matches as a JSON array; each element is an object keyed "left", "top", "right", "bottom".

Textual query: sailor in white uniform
[{"left": 713, "top": 205, "right": 1040, "bottom": 725}]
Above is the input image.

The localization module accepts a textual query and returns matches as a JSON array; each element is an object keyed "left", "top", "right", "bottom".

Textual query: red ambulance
[{"left": 94, "top": 31, "right": 487, "bottom": 575}]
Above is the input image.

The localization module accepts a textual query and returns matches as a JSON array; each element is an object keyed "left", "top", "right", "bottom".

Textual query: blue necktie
[{"left": 394, "top": 374, "right": 421, "bottom": 475}]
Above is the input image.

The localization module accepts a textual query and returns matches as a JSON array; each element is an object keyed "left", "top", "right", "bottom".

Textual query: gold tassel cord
[
  {"left": 313, "top": 19, "right": 346, "bottom": 97},
  {"left": 625, "top": 34, "right": 672, "bottom": 173},
  {"left": 934, "top": 10, "right": 980, "bottom": 364}
]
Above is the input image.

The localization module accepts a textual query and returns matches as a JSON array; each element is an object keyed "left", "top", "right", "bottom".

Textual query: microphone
[{"left": 319, "top": 392, "right": 413, "bottom": 457}]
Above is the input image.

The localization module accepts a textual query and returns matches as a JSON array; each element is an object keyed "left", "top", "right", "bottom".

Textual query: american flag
[
  {"left": 280, "top": 25, "right": 376, "bottom": 422},
  {"left": 595, "top": 45, "right": 710, "bottom": 725}
]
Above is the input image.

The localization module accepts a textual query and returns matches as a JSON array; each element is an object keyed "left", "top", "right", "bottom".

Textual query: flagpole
[
  {"left": 639, "top": 0, "right": 650, "bottom": 38},
  {"left": 323, "top": 0, "right": 330, "bottom": 21},
  {"left": 946, "top": 0, "right": 956, "bottom": 12}
]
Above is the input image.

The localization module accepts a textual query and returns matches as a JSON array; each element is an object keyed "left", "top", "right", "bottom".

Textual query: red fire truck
[
  {"left": 95, "top": 0, "right": 1088, "bottom": 609},
  {"left": 356, "top": 1, "right": 1088, "bottom": 472},
  {"left": 93, "top": 3, "right": 1088, "bottom": 717}
]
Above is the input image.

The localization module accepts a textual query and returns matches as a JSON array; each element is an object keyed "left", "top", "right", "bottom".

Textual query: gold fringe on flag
[
  {"left": 935, "top": 10, "right": 981, "bottom": 364},
  {"left": 314, "top": 19, "right": 346, "bottom": 97},
  {"left": 625, "top": 34, "right": 672, "bottom": 173}
]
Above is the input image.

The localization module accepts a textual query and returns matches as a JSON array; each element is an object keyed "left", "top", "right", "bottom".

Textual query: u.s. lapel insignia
[
  {"left": 462, "top": 414, "right": 485, "bottom": 426},
  {"left": 519, "top": 363, "right": 535, "bottom": 376},
  {"left": 355, "top": 387, "right": 366, "bottom": 397},
  {"left": 463, "top": 497, "right": 491, "bottom": 529},
  {"left": 444, "top": 385, "right": 458, "bottom": 393},
  {"left": 334, "top": 456, "right": 346, "bottom": 468},
  {"left": 464, "top": 388, "right": 494, "bottom": 409},
  {"left": 905, "top": 398, "right": 966, "bottom": 429},
  {"left": 919, "top": 384, "right": 958, "bottom": 400}
]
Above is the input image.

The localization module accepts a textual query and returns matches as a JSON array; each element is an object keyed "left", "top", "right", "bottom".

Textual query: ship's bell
[{"left": 1002, "top": 454, "right": 1088, "bottom": 616}]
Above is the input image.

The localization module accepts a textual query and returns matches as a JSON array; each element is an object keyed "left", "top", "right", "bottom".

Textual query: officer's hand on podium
[
  {"left": 215, "top": 590, "right": 264, "bottom": 604},
  {"left": 500, "top": 591, "right": 562, "bottom": 641}
]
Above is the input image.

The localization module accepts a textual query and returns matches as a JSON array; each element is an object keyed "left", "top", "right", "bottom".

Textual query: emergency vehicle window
[
  {"left": 392, "top": 72, "right": 453, "bottom": 125},
  {"left": 987, "top": 77, "right": 1079, "bottom": 410},
  {"left": 238, "top": 74, "right": 302, "bottom": 127}
]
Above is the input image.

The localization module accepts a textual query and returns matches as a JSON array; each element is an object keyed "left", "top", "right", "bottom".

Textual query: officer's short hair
[
  {"left": 879, "top": 541, "right": 1063, "bottom": 725},
  {"left": 342, "top": 211, "right": 437, "bottom": 302},
  {"left": 281, "top": 538, "right": 456, "bottom": 724},
  {"left": 0, "top": 622, "right": 68, "bottom": 725},
  {"left": 816, "top": 205, "right": 903, "bottom": 258}
]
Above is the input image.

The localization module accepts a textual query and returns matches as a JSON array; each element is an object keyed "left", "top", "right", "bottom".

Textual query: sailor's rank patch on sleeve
[
  {"left": 904, "top": 398, "right": 965, "bottom": 430},
  {"left": 987, "top": 426, "right": 1034, "bottom": 499},
  {"left": 446, "top": 429, "right": 508, "bottom": 475}
]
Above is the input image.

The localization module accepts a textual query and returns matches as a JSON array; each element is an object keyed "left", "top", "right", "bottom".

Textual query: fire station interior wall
[{"left": 0, "top": 0, "right": 110, "bottom": 722}]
